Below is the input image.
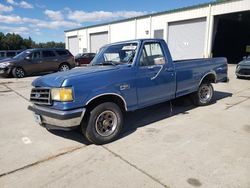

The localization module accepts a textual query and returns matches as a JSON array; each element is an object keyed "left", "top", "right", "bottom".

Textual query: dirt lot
[{"left": 0, "top": 65, "right": 249, "bottom": 188}]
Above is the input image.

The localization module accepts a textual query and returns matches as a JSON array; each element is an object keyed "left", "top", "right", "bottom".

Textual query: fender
[
  {"left": 199, "top": 71, "right": 217, "bottom": 86},
  {"left": 85, "top": 92, "right": 128, "bottom": 111}
]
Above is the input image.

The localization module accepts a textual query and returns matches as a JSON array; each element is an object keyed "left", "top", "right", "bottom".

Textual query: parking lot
[{"left": 0, "top": 64, "right": 249, "bottom": 188}]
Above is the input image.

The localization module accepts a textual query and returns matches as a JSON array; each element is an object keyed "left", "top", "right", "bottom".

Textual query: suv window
[
  {"left": 139, "top": 42, "right": 165, "bottom": 66},
  {"left": 56, "top": 50, "right": 68, "bottom": 56},
  {"left": 29, "top": 51, "right": 41, "bottom": 59},
  {"left": 42, "top": 50, "right": 56, "bottom": 58}
]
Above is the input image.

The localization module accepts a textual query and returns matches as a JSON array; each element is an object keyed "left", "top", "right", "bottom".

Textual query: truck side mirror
[{"left": 154, "top": 57, "right": 166, "bottom": 65}]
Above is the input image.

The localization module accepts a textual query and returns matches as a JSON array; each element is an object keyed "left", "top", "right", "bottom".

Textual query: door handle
[
  {"left": 151, "top": 65, "right": 163, "bottom": 80},
  {"left": 148, "top": 66, "right": 155, "bottom": 70},
  {"left": 165, "top": 67, "right": 174, "bottom": 72}
]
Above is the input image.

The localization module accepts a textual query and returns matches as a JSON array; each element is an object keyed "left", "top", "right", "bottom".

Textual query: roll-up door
[
  {"left": 168, "top": 18, "right": 206, "bottom": 60},
  {"left": 90, "top": 32, "right": 108, "bottom": 53},
  {"left": 68, "top": 36, "right": 79, "bottom": 56}
]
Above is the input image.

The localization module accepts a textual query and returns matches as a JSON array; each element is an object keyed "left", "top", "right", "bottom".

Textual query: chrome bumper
[{"left": 28, "top": 105, "right": 86, "bottom": 129}]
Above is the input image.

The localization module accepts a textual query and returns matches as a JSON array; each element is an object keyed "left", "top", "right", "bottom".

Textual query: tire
[
  {"left": 12, "top": 67, "right": 25, "bottom": 78},
  {"left": 236, "top": 76, "right": 242, "bottom": 79},
  {"left": 82, "top": 102, "right": 123, "bottom": 145},
  {"left": 191, "top": 82, "right": 214, "bottom": 106},
  {"left": 59, "top": 63, "right": 70, "bottom": 72}
]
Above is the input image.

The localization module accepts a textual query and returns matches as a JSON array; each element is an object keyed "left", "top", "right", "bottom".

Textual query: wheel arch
[
  {"left": 59, "top": 62, "right": 71, "bottom": 69},
  {"left": 199, "top": 72, "right": 217, "bottom": 85},
  {"left": 85, "top": 93, "right": 127, "bottom": 112}
]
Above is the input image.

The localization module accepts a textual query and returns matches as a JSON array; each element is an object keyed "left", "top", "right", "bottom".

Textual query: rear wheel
[
  {"left": 12, "top": 67, "right": 25, "bottom": 78},
  {"left": 191, "top": 82, "right": 214, "bottom": 106},
  {"left": 82, "top": 102, "right": 123, "bottom": 145},
  {"left": 59, "top": 63, "right": 70, "bottom": 72}
]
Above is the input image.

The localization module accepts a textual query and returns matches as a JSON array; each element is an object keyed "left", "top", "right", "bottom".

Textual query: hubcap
[
  {"left": 198, "top": 85, "right": 212, "bottom": 103},
  {"left": 16, "top": 68, "right": 25, "bottom": 78},
  {"left": 95, "top": 110, "right": 118, "bottom": 137},
  {"left": 60, "top": 65, "right": 69, "bottom": 71}
]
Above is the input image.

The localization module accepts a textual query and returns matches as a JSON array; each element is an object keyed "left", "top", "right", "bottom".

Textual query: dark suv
[{"left": 0, "top": 48, "right": 75, "bottom": 78}]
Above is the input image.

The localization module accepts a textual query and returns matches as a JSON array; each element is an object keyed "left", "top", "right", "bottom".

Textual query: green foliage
[{"left": 0, "top": 32, "right": 65, "bottom": 50}]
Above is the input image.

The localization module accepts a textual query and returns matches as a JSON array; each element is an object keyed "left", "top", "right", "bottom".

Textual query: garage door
[
  {"left": 68, "top": 36, "right": 79, "bottom": 56},
  {"left": 168, "top": 18, "right": 206, "bottom": 60},
  {"left": 90, "top": 32, "right": 108, "bottom": 53}
]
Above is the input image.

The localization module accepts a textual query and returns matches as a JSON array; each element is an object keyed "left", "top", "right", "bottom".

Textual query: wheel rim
[
  {"left": 95, "top": 110, "right": 118, "bottom": 137},
  {"left": 198, "top": 85, "right": 212, "bottom": 103},
  {"left": 16, "top": 68, "right": 25, "bottom": 78},
  {"left": 60, "top": 64, "right": 69, "bottom": 71}
]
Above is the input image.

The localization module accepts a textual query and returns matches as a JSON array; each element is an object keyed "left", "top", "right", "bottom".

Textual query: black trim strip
[{"left": 28, "top": 105, "right": 83, "bottom": 120}]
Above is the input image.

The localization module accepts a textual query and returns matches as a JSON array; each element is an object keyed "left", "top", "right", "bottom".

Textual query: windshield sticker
[{"left": 122, "top": 45, "right": 137, "bottom": 51}]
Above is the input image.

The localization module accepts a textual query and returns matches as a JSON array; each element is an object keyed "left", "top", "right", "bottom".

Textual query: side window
[
  {"left": 32, "top": 51, "right": 41, "bottom": 59},
  {"left": 56, "top": 50, "right": 68, "bottom": 56},
  {"left": 42, "top": 50, "right": 56, "bottom": 58},
  {"left": 139, "top": 42, "right": 165, "bottom": 66},
  {"left": 6, "top": 52, "right": 16, "bottom": 57},
  {"left": 82, "top": 54, "right": 89, "bottom": 58}
]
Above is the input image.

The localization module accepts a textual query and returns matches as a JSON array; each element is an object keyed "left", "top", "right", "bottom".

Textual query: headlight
[
  {"left": 0, "top": 62, "right": 10, "bottom": 68},
  {"left": 51, "top": 88, "right": 73, "bottom": 102}
]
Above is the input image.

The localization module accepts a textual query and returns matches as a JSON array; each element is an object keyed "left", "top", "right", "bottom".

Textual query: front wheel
[
  {"left": 82, "top": 102, "right": 123, "bottom": 145},
  {"left": 191, "top": 82, "right": 214, "bottom": 106},
  {"left": 12, "top": 67, "right": 25, "bottom": 78}
]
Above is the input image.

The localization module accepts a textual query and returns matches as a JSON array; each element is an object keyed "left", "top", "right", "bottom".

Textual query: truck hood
[{"left": 32, "top": 66, "right": 120, "bottom": 87}]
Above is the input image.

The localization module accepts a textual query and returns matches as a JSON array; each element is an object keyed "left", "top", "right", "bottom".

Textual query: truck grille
[{"left": 30, "top": 88, "right": 51, "bottom": 105}]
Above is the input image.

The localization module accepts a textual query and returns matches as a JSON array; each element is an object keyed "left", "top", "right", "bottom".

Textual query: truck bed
[{"left": 174, "top": 57, "right": 228, "bottom": 98}]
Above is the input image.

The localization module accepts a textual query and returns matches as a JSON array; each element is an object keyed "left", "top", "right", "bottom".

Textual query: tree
[{"left": 0, "top": 33, "right": 65, "bottom": 50}]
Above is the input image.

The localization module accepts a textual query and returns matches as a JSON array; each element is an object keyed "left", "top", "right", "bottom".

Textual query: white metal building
[{"left": 65, "top": 0, "right": 250, "bottom": 63}]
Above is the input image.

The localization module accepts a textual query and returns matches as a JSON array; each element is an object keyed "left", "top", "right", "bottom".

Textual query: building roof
[{"left": 65, "top": 0, "right": 236, "bottom": 32}]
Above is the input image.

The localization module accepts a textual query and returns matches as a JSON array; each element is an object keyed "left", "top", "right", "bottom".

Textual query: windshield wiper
[{"left": 94, "top": 61, "right": 117, "bottom": 66}]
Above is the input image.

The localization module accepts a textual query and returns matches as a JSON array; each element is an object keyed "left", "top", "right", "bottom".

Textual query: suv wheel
[
  {"left": 12, "top": 67, "right": 25, "bottom": 78},
  {"left": 59, "top": 63, "right": 70, "bottom": 72}
]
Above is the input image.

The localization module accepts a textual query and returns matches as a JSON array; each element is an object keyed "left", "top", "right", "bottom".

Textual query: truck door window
[{"left": 139, "top": 42, "right": 165, "bottom": 66}]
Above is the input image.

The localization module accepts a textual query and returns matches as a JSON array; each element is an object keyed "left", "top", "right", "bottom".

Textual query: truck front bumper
[{"left": 28, "top": 105, "right": 86, "bottom": 130}]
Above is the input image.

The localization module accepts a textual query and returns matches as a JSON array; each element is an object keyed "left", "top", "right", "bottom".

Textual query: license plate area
[{"left": 34, "top": 114, "right": 42, "bottom": 124}]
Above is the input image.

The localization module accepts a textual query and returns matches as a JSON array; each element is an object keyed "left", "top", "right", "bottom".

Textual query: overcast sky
[{"left": 0, "top": 0, "right": 215, "bottom": 42}]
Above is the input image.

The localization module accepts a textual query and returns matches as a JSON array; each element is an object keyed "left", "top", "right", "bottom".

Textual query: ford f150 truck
[{"left": 28, "top": 39, "right": 228, "bottom": 144}]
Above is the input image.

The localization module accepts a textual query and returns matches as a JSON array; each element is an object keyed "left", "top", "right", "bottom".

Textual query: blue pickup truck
[{"left": 28, "top": 39, "right": 228, "bottom": 144}]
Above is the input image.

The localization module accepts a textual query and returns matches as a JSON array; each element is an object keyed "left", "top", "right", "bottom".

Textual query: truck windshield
[{"left": 91, "top": 43, "right": 138, "bottom": 66}]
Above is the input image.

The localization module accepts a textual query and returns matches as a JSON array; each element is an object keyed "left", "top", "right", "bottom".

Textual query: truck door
[{"left": 136, "top": 41, "right": 175, "bottom": 107}]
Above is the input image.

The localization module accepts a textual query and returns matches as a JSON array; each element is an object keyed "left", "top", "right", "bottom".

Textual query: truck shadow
[
  {"left": 48, "top": 90, "right": 232, "bottom": 145},
  {"left": 119, "top": 90, "right": 232, "bottom": 140}
]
